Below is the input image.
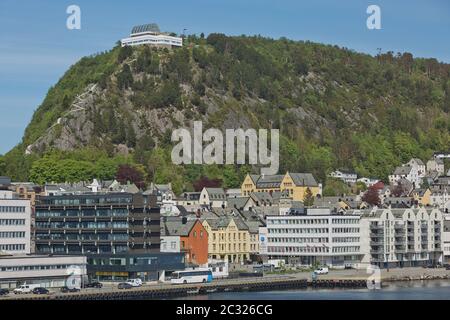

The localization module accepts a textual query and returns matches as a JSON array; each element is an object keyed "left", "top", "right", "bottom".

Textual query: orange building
[{"left": 162, "top": 218, "right": 209, "bottom": 265}]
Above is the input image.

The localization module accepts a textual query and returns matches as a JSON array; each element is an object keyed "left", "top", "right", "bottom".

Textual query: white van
[
  {"left": 126, "top": 279, "right": 143, "bottom": 287},
  {"left": 314, "top": 267, "right": 329, "bottom": 275},
  {"left": 13, "top": 284, "right": 40, "bottom": 294}
]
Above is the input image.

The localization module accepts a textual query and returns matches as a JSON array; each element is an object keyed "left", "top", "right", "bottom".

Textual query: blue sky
[{"left": 0, "top": 0, "right": 449, "bottom": 154}]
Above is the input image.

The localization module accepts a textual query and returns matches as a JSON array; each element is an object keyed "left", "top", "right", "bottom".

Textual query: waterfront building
[
  {"left": 443, "top": 216, "right": 450, "bottom": 264},
  {"left": 161, "top": 218, "right": 209, "bottom": 265},
  {"left": 241, "top": 172, "right": 322, "bottom": 201},
  {"left": 358, "top": 207, "right": 444, "bottom": 268},
  {"left": 34, "top": 192, "right": 184, "bottom": 281},
  {"left": 266, "top": 209, "right": 363, "bottom": 268},
  {"left": 121, "top": 23, "right": 182, "bottom": 48},
  {"left": 86, "top": 252, "right": 184, "bottom": 282},
  {"left": 265, "top": 207, "right": 445, "bottom": 269},
  {"left": 0, "top": 254, "right": 87, "bottom": 289},
  {"left": 0, "top": 187, "right": 32, "bottom": 255},
  {"left": 202, "top": 217, "right": 251, "bottom": 263}
]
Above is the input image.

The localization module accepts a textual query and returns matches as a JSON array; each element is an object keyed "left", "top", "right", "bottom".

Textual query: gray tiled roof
[{"left": 393, "top": 166, "right": 412, "bottom": 175}]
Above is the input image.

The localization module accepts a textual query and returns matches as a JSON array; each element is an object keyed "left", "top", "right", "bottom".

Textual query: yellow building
[
  {"left": 241, "top": 172, "right": 321, "bottom": 201},
  {"left": 202, "top": 217, "right": 250, "bottom": 263},
  {"left": 412, "top": 188, "right": 432, "bottom": 206}
]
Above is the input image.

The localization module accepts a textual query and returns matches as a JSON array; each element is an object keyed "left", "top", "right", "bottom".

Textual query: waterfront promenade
[{"left": 1, "top": 267, "right": 449, "bottom": 300}]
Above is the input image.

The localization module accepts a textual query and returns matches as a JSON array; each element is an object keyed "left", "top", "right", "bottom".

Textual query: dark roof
[
  {"left": 289, "top": 173, "right": 319, "bottom": 187},
  {"left": 0, "top": 176, "right": 11, "bottom": 186},
  {"left": 161, "top": 219, "right": 199, "bottom": 237},
  {"left": 131, "top": 23, "right": 160, "bottom": 34}
]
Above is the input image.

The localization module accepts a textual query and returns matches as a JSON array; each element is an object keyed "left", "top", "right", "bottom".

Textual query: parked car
[
  {"left": 32, "top": 287, "right": 49, "bottom": 295},
  {"left": 13, "top": 284, "right": 40, "bottom": 294},
  {"left": 118, "top": 282, "right": 133, "bottom": 290},
  {"left": 126, "top": 279, "right": 143, "bottom": 287},
  {"left": 445, "top": 265, "right": 450, "bottom": 271},
  {"left": 314, "top": 267, "right": 329, "bottom": 275},
  {"left": 60, "top": 286, "right": 80, "bottom": 293},
  {"left": 85, "top": 282, "right": 103, "bottom": 289},
  {"left": 0, "top": 289, "right": 9, "bottom": 296},
  {"left": 344, "top": 264, "right": 354, "bottom": 270}
]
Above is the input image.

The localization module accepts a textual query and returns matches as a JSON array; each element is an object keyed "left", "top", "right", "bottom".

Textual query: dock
[{"left": 4, "top": 277, "right": 369, "bottom": 300}]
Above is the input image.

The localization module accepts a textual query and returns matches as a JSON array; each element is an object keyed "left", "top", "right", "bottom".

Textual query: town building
[
  {"left": 161, "top": 218, "right": 209, "bottom": 265},
  {"left": 412, "top": 188, "right": 432, "bottom": 206},
  {"left": 202, "top": 217, "right": 250, "bottom": 263},
  {"left": 265, "top": 209, "right": 363, "bottom": 268},
  {"left": 329, "top": 170, "right": 358, "bottom": 184},
  {"left": 176, "top": 192, "right": 201, "bottom": 206},
  {"left": 199, "top": 188, "right": 227, "bottom": 208},
  {"left": 389, "top": 166, "right": 420, "bottom": 187},
  {"left": 443, "top": 216, "right": 450, "bottom": 264},
  {"left": 357, "top": 177, "right": 380, "bottom": 187},
  {"left": 0, "top": 254, "right": 87, "bottom": 289},
  {"left": 33, "top": 192, "right": 184, "bottom": 281},
  {"left": 407, "top": 158, "right": 426, "bottom": 178},
  {"left": 121, "top": 23, "right": 183, "bottom": 48},
  {"left": 427, "top": 158, "right": 445, "bottom": 175},
  {"left": 265, "top": 207, "right": 444, "bottom": 269},
  {"left": 241, "top": 172, "right": 321, "bottom": 201},
  {"left": 357, "top": 207, "right": 444, "bottom": 268},
  {"left": 0, "top": 187, "right": 32, "bottom": 255},
  {"left": 35, "top": 192, "right": 160, "bottom": 255}
]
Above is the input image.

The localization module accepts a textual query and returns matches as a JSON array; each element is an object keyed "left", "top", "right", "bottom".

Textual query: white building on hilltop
[{"left": 121, "top": 23, "right": 183, "bottom": 48}]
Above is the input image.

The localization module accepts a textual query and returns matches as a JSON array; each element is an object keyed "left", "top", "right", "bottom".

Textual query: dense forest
[{"left": 0, "top": 33, "right": 449, "bottom": 194}]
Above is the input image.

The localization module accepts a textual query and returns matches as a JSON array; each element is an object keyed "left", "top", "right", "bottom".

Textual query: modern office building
[
  {"left": 121, "top": 23, "right": 183, "bottom": 48},
  {"left": 34, "top": 192, "right": 185, "bottom": 281},
  {"left": 0, "top": 188, "right": 32, "bottom": 255},
  {"left": 266, "top": 209, "right": 363, "bottom": 268},
  {"left": 0, "top": 254, "right": 87, "bottom": 289},
  {"left": 265, "top": 207, "right": 445, "bottom": 269},
  {"left": 35, "top": 192, "right": 160, "bottom": 255}
]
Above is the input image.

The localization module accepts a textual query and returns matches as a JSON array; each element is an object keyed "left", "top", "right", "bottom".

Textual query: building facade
[
  {"left": 266, "top": 211, "right": 363, "bottom": 268},
  {"left": 121, "top": 23, "right": 182, "bottom": 48},
  {"left": 0, "top": 190, "right": 32, "bottom": 255},
  {"left": 202, "top": 218, "right": 250, "bottom": 263},
  {"left": 241, "top": 172, "right": 321, "bottom": 201},
  {"left": 35, "top": 192, "right": 160, "bottom": 255},
  {"left": 0, "top": 255, "right": 87, "bottom": 289}
]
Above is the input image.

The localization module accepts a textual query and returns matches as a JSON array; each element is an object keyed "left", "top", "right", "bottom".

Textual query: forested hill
[{"left": 1, "top": 33, "right": 449, "bottom": 194}]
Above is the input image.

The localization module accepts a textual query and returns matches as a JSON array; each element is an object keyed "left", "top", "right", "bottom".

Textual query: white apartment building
[
  {"left": 265, "top": 207, "right": 444, "bottom": 269},
  {"left": 443, "top": 216, "right": 450, "bottom": 264},
  {"left": 356, "top": 207, "right": 443, "bottom": 268},
  {"left": 266, "top": 210, "right": 363, "bottom": 268},
  {"left": 0, "top": 190, "right": 32, "bottom": 255},
  {"left": 121, "top": 23, "right": 182, "bottom": 48}
]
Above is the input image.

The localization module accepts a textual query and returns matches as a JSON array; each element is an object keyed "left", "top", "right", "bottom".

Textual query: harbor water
[{"left": 174, "top": 280, "right": 450, "bottom": 300}]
